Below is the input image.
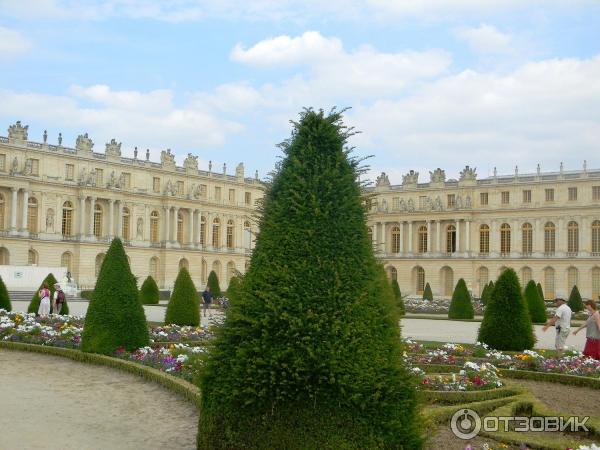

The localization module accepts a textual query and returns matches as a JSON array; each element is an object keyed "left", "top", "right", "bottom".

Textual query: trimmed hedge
[
  {"left": 423, "top": 282, "right": 433, "bottom": 301},
  {"left": 537, "top": 282, "right": 544, "bottom": 301},
  {"left": 0, "top": 275, "right": 11, "bottom": 312},
  {"left": 164, "top": 268, "right": 200, "bottom": 326},
  {"left": 391, "top": 279, "right": 405, "bottom": 316},
  {"left": 27, "top": 273, "right": 58, "bottom": 314},
  {"left": 524, "top": 280, "right": 547, "bottom": 323},
  {"left": 139, "top": 275, "right": 160, "bottom": 305},
  {"left": 206, "top": 270, "right": 221, "bottom": 298},
  {"left": 448, "top": 278, "right": 474, "bottom": 319},
  {"left": 568, "top": 285, "right": 584, "bottom": 312}
]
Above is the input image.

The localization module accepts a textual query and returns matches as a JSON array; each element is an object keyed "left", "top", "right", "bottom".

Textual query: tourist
[
  {"left": 572, "top": 300, "right": 600, "bottom": 360},
  {"left": 542, "top": 297, "right": 572, "bottom": 356},
  {"left": 38, "top": 282, "right": 51, "bottom": 317},
  {"left": 202, "top": 286, "right": 212, "bottom": 318},
  {"left": 53, "top": 283, "right": 66, "bottom": 315}
]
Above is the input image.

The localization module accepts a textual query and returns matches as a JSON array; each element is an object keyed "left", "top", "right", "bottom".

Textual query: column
[
  {"left": 373, "top": 221, "right": 379, "bottom": 250},
  {"left": 10, "top": 188, "right": 18, "bottom": 230},
  {"left": 88, "top": 197, "right": 96, "bottom": 237},
  {"left": 79, "top": 196, "right": 86, "bottom": 236},
  {"left": 189, "top": 209, "right": 195, "bottom": 246},
  {"left": 380, "top": 222, "right": 387, "bottom": 254},
  {"left": 426, "top": 220, "right": 432, "bottom": 253},
  {"left": 173, "top": 207, "right": 180, "bottom": 244},
  {"left": 436, "top": 221, "right": 442, "bottom": 253},
  {"left": 466, "top": 220, "right": 471, "bottom": 254},
  {"left": 164, "top": 206, "right": 170, "bottom": 243},
  {"left": 144, "top": 205, "right": 150, "bottom": 242},
  {"left": 456, "top": 219, "right": 461, "bottom": 254},
  {"left": 512, "top": 220, "right": 519, "bottom": 256},
  {"left": 206, "top": 213, "right": 213, "bottom": 249},
  {"left": 399, "top": 222, "right": 404, "bottom": 254},
  {"left": 108, "top": 199, "right": 115, "bottom": 238},
  {"left": 21, "top": 190, "right": 29, "bottom": 232},
  {"left": 408, "top": 221, "right": 413, "bottom": 253}
]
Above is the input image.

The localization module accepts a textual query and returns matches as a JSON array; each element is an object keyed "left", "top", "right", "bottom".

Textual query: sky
[{"left": 1, "top": 0, "right": 599, "bottom": 184}]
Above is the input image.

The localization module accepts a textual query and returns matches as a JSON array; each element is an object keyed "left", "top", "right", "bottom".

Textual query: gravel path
[{"left": 0, "top": 349, "right": 198, "bottom": 450}]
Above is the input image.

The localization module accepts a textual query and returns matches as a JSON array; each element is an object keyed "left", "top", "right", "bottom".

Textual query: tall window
[
  {"left": 593, "top": 186, "right": 600, "bottom": 201},
  {"left": 214, "top": 187, "right": 222, "bottom": 201},
  {"left": 416, "top": 266, "right": 425, "bottom": 294},
  {"left": 521, "top": 267, "right": 532, "bottom": 286},
  {"left": 95, "top": 168, "right": 103, "bottom": 185},
  {"left": 228, "top": 189, "right": 235, "bottom": 202},
  {"left": 65, "top": 164, "right": 74, "bottom": 181},
  {"left": 122, "top": 207, "right": 130, "bottom": 239},
  {"left": 27, "top": 197, "right": 38, "bottom": 233},
  {"left": 391, "top": 226, "right": 401, "bottom": 253},
  {"left": 544, "top": 222, "right": 556, "bottom": 255},
  {"left": 544, "top": 267, "right": 555, "bottom": 299},
  {"left": 388, "top": 266, "right": 398, "bottom": 281},
  {"left": 522, "top": 223, "right": 533, "bottom": 255},
  {"left": 95, "top": 253, "right": 105, "bottom": 277},
  {"left": 61, "top": 252, "right": 72, "bottom": 272},
  {"left": 480, "top": 192, "right": 488, "bottom": 206},
  {"left": 567, "top": 267, "right": 578, "bottom": 292},
  {"left": 446, "top": 225, "right": 456, "bottom": 253},
  {"left": 447, "top": 194, "right": 456, "bottom": 208},
  {"left": 176, "top": 212, "right": 184, "bottom": 244},
  {"left": 245, "top": 192, "right": 251, "bottom": 205},
  {"left": 479, "top": 225, "right": 490, "bottom": 254},
  {"left": 478, "top": 267, "right": 489, "bottom": 295},
  {"left": 500, "top": 223, "right": 511, "bottom": 255},
  {"left": 0, "top": 194, "right": 4, "bottom": 230},
  {"left": 28, "top": 249, "right": 38, "bottom": 266},
  {"left": 226, "top": 220, "right": 234, "bottom": 248},
  {"left": 501, "top": 191, "right": 510, "bottom": 204},
  {"left": 545, "top": 188, "right": 554, "bottom": 202},
  {"left": 153, "top": 177, "right": 160, "bottom": 193},
  {"left": 418, "top": 225, "right": 428, "bottom": 253},
  {"left": 149, "top": 257, "right": 159, "bottom": 280},
  {"left": 30, "top": 159, "right": 39, "bottom": 176},
  {"left": 592, "top": 267, "right": 600, "bottom": 300},
  {"left": 62, "top": 201, "right": 73, "bottom": 236},
  {"left": 93, "top": 204, "right": 102, "bottom": 237},
  {"left": 212, "top": 218, "right": 220, "bottom": 247},
  {"left": 199, "top": 216, "right": 206, "bottom": 245},
  {"left": 522, "top": 190, "right": 531, "bottom": 203},
  {"left": 150, "top": 211, "right": 160, "bottom": 243},
  {"left": 568, "top": 187, "right": 578, "bottom": 201},
  {"left": 592, "top": 221, "right": 600, "bottom": 255},
  {"left": 567, "top": 221, "right": 579, "bottom": 254},
  {"left": 367, "top": 227, "right": 373, "bottom": 244}
]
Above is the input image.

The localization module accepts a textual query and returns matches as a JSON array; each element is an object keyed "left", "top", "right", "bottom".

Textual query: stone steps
[{"left": 8, "top": 291, "right": 87, "bottom": 302}]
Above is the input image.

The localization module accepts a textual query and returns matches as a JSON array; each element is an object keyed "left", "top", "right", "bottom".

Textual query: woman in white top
[{"left": 37, "top": 282, "right": 51, "bottom": 317}]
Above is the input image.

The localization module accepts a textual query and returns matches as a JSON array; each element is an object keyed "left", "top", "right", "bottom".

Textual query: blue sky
[{"left": 1, "top": 0, "right": 599, "bottom": 184}]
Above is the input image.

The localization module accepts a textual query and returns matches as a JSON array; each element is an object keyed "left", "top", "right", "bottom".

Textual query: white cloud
[
  {"left": 0, "top": 26, "right": 32, "bottom": 56},
  {"left": 456, "top": 24, "right": 512, "bottom": 54}
]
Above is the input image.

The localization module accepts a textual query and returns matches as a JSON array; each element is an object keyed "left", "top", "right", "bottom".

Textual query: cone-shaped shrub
[
  {"left": 568, "top": 285, "right": 584, "bottom": 312},
  {"left": 165, "top": 268, "right": 199, "bottom": 326},
  {"left": 0, "top": 275, "right": 11, "bottom": 312},
  {"left": 481, "top": 282, "right": 492, "bottom": 306},
  {"left": 524, "top": 280, "right": 547, "bottom": 323},
  {"left": 139, "top": 275, "right": 160, "bottom": 305},
  {"left": 56, "top": 295, "right": 70, "bottom": 315},
  {"left": 198, "top": 110, "right": 422, "bottom": 449},
  {"left": 423, "top": 282, "right": 433, "bottom": 301},
  {"left": 448, "top": 278, "right": 474, "bottom": 319},
  {"left": 480, "top": 282, "right": 488, "bottom": 303},
  {"left": 81, "top": 238, "right": 148, "bottom": 354},
  {"left": 391, "top": 279, "right": 405, "bottom": 316},
  {"left": 207, "top": 270, "right": 221, "bottom": 298},
  {"left": 28, "top": 273, "right": 58, "bottom": 313},
  {"left": 537, "top": 282, "right": 545, "bottom": 301},
  {"left": 478, "top": 268, "right": 535, "bottom": 351}
]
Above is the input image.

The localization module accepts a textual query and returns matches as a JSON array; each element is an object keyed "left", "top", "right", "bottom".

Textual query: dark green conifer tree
[
  {"left": 207, "top": 270, "right": 222, "bottom": 298},
  {"left": 81, "top": 238, "right": 148, "bottom": 354},
  {"left": 391, "top": 278, "right": 405, "bottom": 316},
  {"left": 197, "top": 109, "right": 422, "bottom": 449},
  {"left": 165, "top": 268, "right": 200, "bottom": 326},
  {"left": 423, "top": 282, "right": 433, "bottom": 301},
  {"left": 28, "top": 273, "right": 58, "bottom": 313},
  {"left": 0, "top": 275, "right": 11, "bottom": 312},
  {"left": 480, "top": 282, "right": 489, "bottom": 304},
  {"left": 139, "top": 275, "right": 160, "bottom": 305},
  {"left": 524, "top": 280, "right": 547, "bottom": 323},
  {"left": 537, "top": 282, "right": 545, "bottom": 301},
  {"left": 568, "top": 285, "right": 584, "bottom": 312},
  {"left": 448, "top": 278, "right": 474, "bottom": 319},
  {"left": 478, "top": 268, "right": 535, "bottom": 351}
]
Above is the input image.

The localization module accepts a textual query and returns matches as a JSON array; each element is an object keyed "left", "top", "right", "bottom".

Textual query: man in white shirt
[{"left": 542, "top": 298, "right": 572, "bottom": 356}]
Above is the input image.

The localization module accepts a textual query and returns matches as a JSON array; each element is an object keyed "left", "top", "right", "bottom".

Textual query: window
[
  {"left": 419, "top": 196, "right": 428, "bottom": 209},
  {"left": 545, "top": 188, "right": 554, "bottom": 202},
  {"left": 27, "top": 197, "right": 38, "bottom": 233},
  {"left": 522, "top": 223, "right": 533, "bottom": 255},
  {"left": 177, "top": 181, "right": 184, "bottom": 196},
  {"left": 212, "top": 218, "right": 220, "bottom": 247},
  {"left": 418, "top": 225, "right": 428, "bottom": 253},
  {"left": 415, "top": 266, "right": 425, "bottom": 294},
  {"left": 442, "top": 267, "right": 454, "bottom": 296},
  {"left": 121, "top": 173, "right": 131, "bottom": 188},
  {"left": 245, "top": 192, "right": 252, "bottom": 205},
  {"left": 179, "top": 258, "right": 189, "bottom": 270},
  {"left": 95, "top": 168, "right": 103, "bottom": 185},
  {"left": 501, "top": 191, "right": 510, "bottom": 204},
  {"left": 62, "top": 201, "right": 73, "bottom": 236},
  {"left": 567, "top": 221, "right": 579, "bottom": 254},
  {"left": 544, "top": 267, "right": 555, "bottom": 299},
  {"left": 61, "top": 252, "right": 72, "bottom": 272},
  {"left": 215, "top": 187, "right": 222, "bottom": 201},
  {"left": 200, "top": 184, "right": 207, "bottom": 197},
  {"left": 226, "top": 219, "right": 234, "bottom": 248},
  {"left": 28, "top": 249, "right": 38, "bottom": 266},
  {"left": 592, "top": 221, "right": 600, "bottom": 255},
  {"left": 65, "top": 164, "right": 74, "bottom": 181},
  {"left": 153, "top": 177, "right": 161, "bottom": 193},
  {"left": 229, "top": 189, "right": 235, "bottom": 202},
  {"left": 568, "top": 187, "right": 577, "bottom": 201},
  {"left": 30, "top": 159, "right": 39, "bottom": 176},
  {"left": 199, "top": 216, "right": 206, "bottom": 245},
  {"left": 0, "top": 194, "right": 4, "bottom": 230},
  {"left": 593, "top": 186, "right": 600, "bottom": 201},
  {"left": 93, "top": 204, "right": 102, "bottom": 237},
  {"left": 478, "top": 267, "right": 489, "bottom": 295},
  {"left": 122, "top": 207, "right": 130, "bottom": 239},
  {"left": 479, "top": 225, "right": 490, "bottom": 254},
  {"left": 500, "top": 223, "right": 511, "bottom": 255},
  {"left": 150, "top": 211, "right": 160, "bottom": 243},
  {"left": 177, "top": 212, "right": 184, "bottom": 244},
  {"left": 244, "top": 220, "right": 251, "bottom": 249},
  {"left": 446, "top": 225, "right": 456, "bottom": 253},
  {"left": 480, "top": 192, "right": 488, "bottom": 206},
  {"left": 0, "top": 154, "right": 5, "bottom": 171},
  {"left": 388, "top": 266, "right": 398, "bottom": 281},
  {"left": 391, "top": 226, "right": 401, "bottom": 253},
  {"left": 522, "top": 190, "right": 531, "bottom": 203},
  {"left": 149, "top": 257, "right": 159, "bottom": 280},
  {"left": 593, "top": 268, "right": 600, "bottom": 300},
  {"left": 567, "top": 267, "right": 578, "bottom": 291},
  {"left": 521, "top": 267, "right": 532, "bottom": 286},
  {"left": 447, "top": 194, "right": 456, "bottom": 208},
  {"left": 544, "top": 222, "right": 556, "bottom": 255}
]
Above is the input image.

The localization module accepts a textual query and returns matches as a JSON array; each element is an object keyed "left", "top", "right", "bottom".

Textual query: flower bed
[
  {"left": 418, "top": 361, "right": 503, "bottom": 391},
  {"left": 1, "top": 310, "right": 83, "bottom": 348},
  {"left": 403, "top": 297, "right": 484, "bottom": 315}
]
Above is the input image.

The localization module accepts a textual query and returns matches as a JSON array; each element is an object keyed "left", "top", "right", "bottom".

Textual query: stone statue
[
  {"left": 190, "top": 184, "right": 202, "bottom": 199},
  {"left": 380, "top": 198, "right": 388, "bottom": 212},
  {"left": 136, "top": 218, "right": 143, "bottom": 239},
  {"left": 208, "top": 160, "right": 212, "bottom": 172},
  {"left": 398, "top": 199, "right": 407, "bottom": 211},
  {"left": 255, "top": 170, "right": 259, "bottom": 180},
  {"left": 236, "top": 162, "right": 244, "bottom": 178},
  {"left": 402, "top": 170, "right": 419, "bottom": 185},
  {"left": 10, "top": 157, "right": 19, "bottom": 175},
  {"left": 560, "top": 162, "right": 564, "bottom": 174},
  {"left": 164, "top": 180, "right": 177, "bottom": 196},
  {"left": 183, "top": 153, "right": 198, "bottom": 171},
  {"left": 8, "top": 121, "right": 28, "bottom": 141},
  {"left": 134, "top": 147, "right": 138, "bottom": 159},
  {"left": 429, "top": 168, "right": 446, "bottom": 183},
  {"left": 43, "top": 130, "right": 48, "bottom": 143},
  {"left": 584, "top": 160, "right": 588, "bottom": 173},
  {"left": 223, "top": 163, "right": 227, "bottom": 174},
  {"left": 434, "top": 196, "right": 443, "bottom": 211},
  {"left": 407, "top": 198, "right": 415, "bottom": 212},
  {"left": 493, "top": 167, "right": 497, "bottom": 177},
  {"left": 58, "top": 133, "right": 63, "bottom": 146},
  {"left": 105, "top": 138, "right": 122, "bottom": 157},
  {"left": 459, "top": 165, "right": 477, "bottom": 181},
  {"left": 146, "top": 148, "right": 150, "bottom": 161},
  {"left": 46, "top": 208, "right": 55, "bottom": 232},
  {"left": 107, "top": 171, "right": 118, "bottom": 188},
  {"left": 376, "top": 172, "right": 391, "bottom": 187},
  {"left": 24, "top": 159, "right": 32, "bottom": 175},
  {"left": 515, "top": 165, "right": 519, "bottom": 177},
  {"left": 76, "top": 133, "right": 94, "bottom": 153},
  {"left": 456, "top": 195, "right": 463, "bottom": 209},
  {"left": 537, "top": 163, "right": 541, "bottom": 175},
  {"left": 161, "top": 148, "right": 176, "bottom": 167},
  {"left": 423, "top": 197, "right": 433, "bottom": 211},
  {"left": 465, "top": 196, "right": 472, "bottom": 208}
]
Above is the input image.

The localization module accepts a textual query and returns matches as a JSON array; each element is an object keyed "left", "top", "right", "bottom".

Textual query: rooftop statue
[
  {"left": 8, "top": 121, "right": 28, "bottom": 141},
  {"left": 402, "top": 170, "right": 419, "bottom": 185},
  {"left": 236, "top": 162, "right": 244, "bottom": 178},
  {"left": 184, "top": 153, "right": 198, "bottom": 171},
  {"left": 161, "top": 148, "right": 176, "bottom": 167},
  {"left": 76, "top": 133, "right": 94, "bottom": 153},
  {"left": 376, "top": 172, "right": 390, "bottom": 187},
  {"left": 429, "top": 168, "right": 446, "bottom": 183},
  {"left": 105, "top": 138, "right": 122, "bottom": 157},
  {"left": 459, "top": 165, "right": 477, "bottom": 181}
]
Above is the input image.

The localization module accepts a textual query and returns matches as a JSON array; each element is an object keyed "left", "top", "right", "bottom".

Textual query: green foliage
[
  {"left": 448, "top": 278, "right": 474, "bottom": 319},
  {"left": 391, "top": 278, "right": 405, "bottom": 316},
  {"left": 423, "top": 282, "right": 433, "bottom": 301},
  {"left": 80, "top": 290, "right": 94, "bottom": 300},
  {"left": 207, "top": 270, "right": 221, "bottom": 298},
  {"left": 198, "top": 109, "right": 422, "bottom": 449},
  {"left": 27, "top": 273, "right": 58, "bottom": 313},
  {"left": 480, "top": 282, "right": 491, "bottom": 306},
  {"left": 57, "top": 296, "right": 70, "bottom": 315},
  {"left": 0, "top": 275, "right": 11, "bottom": 312},
  {"left": 81, "top": 238, "right": 149, "bottom": 354},
  {"left": 537, "top": 282, "right": 544, "bottom": 301},
  {"left": 568, "top": 285, "right": 584, "bottom": 312},
  {"left": 524, "top": 280, "right": 547, "bottom": 323},
  {"left": 478, "top": 268, "right": 535, "bottom": 351},
  {"left": 139, "top": 276, "right": 160, "bottom": 305},
  {"left": 164, "top": 268, "right": 200, "bottom": 326}
]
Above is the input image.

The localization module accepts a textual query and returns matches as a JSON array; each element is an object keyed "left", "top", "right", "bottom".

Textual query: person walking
[
  {"left": 202, "top": 286, "right": 212, "bottom": 318},
  {"left": 38, "top": 282, "right": 51, "bottom": 317},
  {"left": 542, "top": 297, "right": 572, "bottom": 357},
  {"left": 572, "top": 300, "right": 600, "bottom": 360},
  {"left": 52, "top": 283, "right": 66, "bottom": 315}
]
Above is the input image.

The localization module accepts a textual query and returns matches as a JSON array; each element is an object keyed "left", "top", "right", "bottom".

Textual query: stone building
[
  {"left": 368, "top": 165, "right": 600, "bottom": 300},
  {"left": 0, "top": 121, "right": 264, "bottom": 290}
]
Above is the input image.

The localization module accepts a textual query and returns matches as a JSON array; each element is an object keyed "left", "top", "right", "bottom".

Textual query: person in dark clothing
[{"left": 202, "top": 287, "right": 212, "bottom": 317}]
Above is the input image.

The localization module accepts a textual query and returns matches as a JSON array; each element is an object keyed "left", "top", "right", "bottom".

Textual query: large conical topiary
[
  {"left": 478, "top": 268, "right": 535, "bottom": 351},
  {"left": 448, "top": 278, "right": 474, "bottom": 319},
  {"left": 139, "top": 275, "right": 160, "bottom": 305},
  {"left": 28, "top": 273, "right": 58, "bottom": 313},
  {"left": 81, "top": 238, "right": 148, "bottom": 354},
  {"left": 391, "top": 278, "right": 405, "bottom": 316},
  {"left": 0, "top": 275, "right": 11, "bottom": 312},
  {"left": 206, "top": 270, "right": 221, "bottom": 298},
  {"left": 568, "top": 285, "right": 584, "bottom": 312},
  {"left": 198, "top": 110, "right": 422, "bottom": 449},
  {"left": 165, "top": 268, "right": 199, "bottom": 326},
  {"left": 423, "top": 282, "right": 433, "bottom": 301},
  {"left": 524, "top": 280, "right": 547, "bottom": 323},
  {"left": 480, "top": 282, "right": 492, "bottom": 306},
  {"left": 537, "top": 282, "right": 545, "bottom": 301}
]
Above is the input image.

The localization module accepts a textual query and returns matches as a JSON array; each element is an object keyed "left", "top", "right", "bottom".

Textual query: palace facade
[
  {"left": 0, "top": 122, "right": 264, "bottom": 290},
  {"left": 368, "top": 166, "right": 600, "bottom": 300}
]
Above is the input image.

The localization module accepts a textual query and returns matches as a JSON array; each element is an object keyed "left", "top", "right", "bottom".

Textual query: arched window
[
  {"left": 61, "top": 252, "right": 73, "bottom": 272},
  {"left": 522, "top": 223, "right": 533, "bottom": 255},
  {"left": 500, "top": 223, "right": 511, "bottom": 256},
  {"left": 544, "top": 267, "right": 555, "bottom": 299},
  {"left": 567, "top": 267, "right": 578, "bottom": 292},
  {"left": 418, "top": 226, "right": 428, "bottom": 254},
  {"left": 226, "top": 219, "right": 234, "bottom": 249},
  {"left": 27, "top": 197, "right": 38, "bottom": 233},
  {"left": 0, "top": 194, "right": 4, "bottom": 230},
  {"left": 177, "top": 212, "right": 184, "bottom": 244},
  {"left": 0, "top": 247, "right": 8, "bottom": 265},
  {"left": 201, "top": 259, "right": 207, "bottom": 283},
  {"left": 592, "top": 267, "right": 600, "bottom": 300},
  {"left": 441, "top": 266, "right": 454, "bottom": 296},
  {"left": 27, "top": 249, "right": 38, "bottom": 266},
  {"left": 388, "top": 266, "right": 398, "bottom": 281},
  {"left": 415, "top": 266, "right": 425, "bottom": 294},
  {"left": 150, "top": 211, "right": 160, "bottom": 243},
  {"left": 149, "top": 256, "right": 159, "bottom": 280},
  {"left": 391, "top": 226, "right": 401, "bottom": 253},
  {"left": 227, "top": 261, "right": 236, "bottom": 284},
  {"left": 212, "top": 260, "right": 222, "bottom": 281},
  {"left": 93, "top": 204, "right": 102, "bottom": 237},
  {"left": 179, "top": 258, "right": 189, "bottom": 270},
  {"left": 567, "top": 221, "right": 579, "bottom": 254},
  {"left": 446, "top": 225, "right": 456, "bottom": 253},
  {"left": 592, "top": 221, "right": 600, "bottom": 255},
  {"left": 212, "top": 218, "right": 220, "bottom": 247},
  {"left": 544, "top": 222, "right": 556, "bottom": 256},
  {"left": 243, "top": 220, "right": 251, "bottom": 249},
  {"left": 478, "top": 267, "right": 489, "bottom": 296},
  {"left": 95, "top": 253, "right": 105, "bottom": 277},
  {"left": 199, "top": 216, "right": 206, "bottom": 246},
  {"left": 122, "top": 207, "right": 130, "bottom": 240},
  {"left": 479, "top": 225, "right": 490, "bottom": 254},
  {"left": 62, "top": 201, "right": 73, "bottom": 236},
  {"left": 521, "top": 267, "right": 532, "bottom": 286}
]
